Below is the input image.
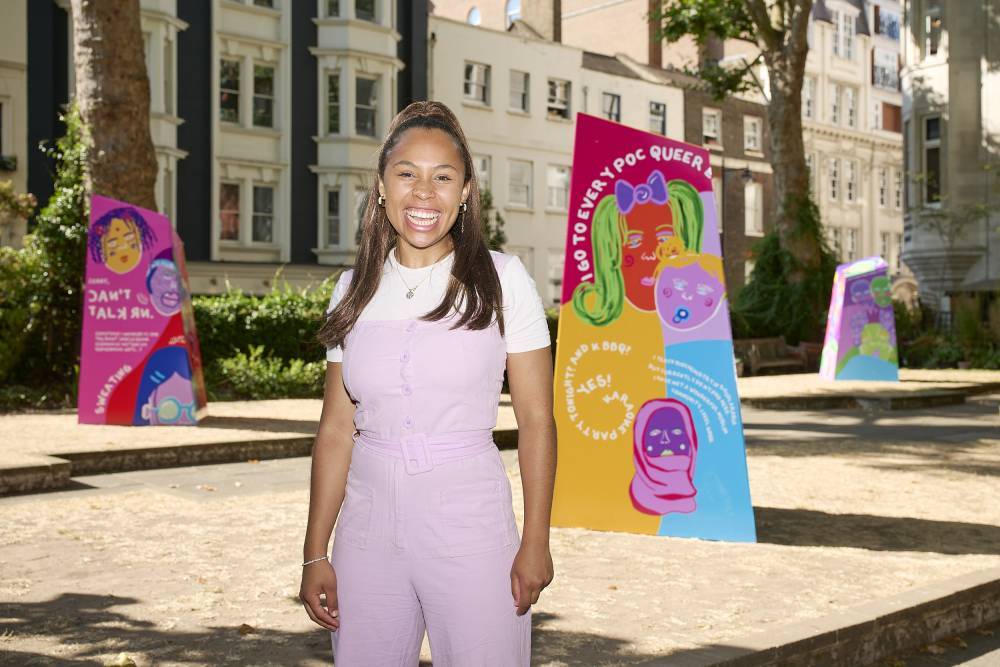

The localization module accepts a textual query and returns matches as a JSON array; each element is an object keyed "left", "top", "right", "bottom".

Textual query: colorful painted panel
[
  {"left": 551, "top": 113, "right": 756, "bottom": 543},
  {"left": 78, "top": 195, "right": 207, "bottom": 425},
  {"left": 819, "top": 256, "right": 899, "bottom": 382}
]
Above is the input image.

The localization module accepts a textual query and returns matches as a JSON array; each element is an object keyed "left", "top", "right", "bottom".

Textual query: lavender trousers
[{"left": 329, "top": 432, "right": 531, "bottom": 666}]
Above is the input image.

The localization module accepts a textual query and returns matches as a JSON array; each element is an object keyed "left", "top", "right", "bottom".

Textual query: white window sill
[
  {"left": 220, "top": 123, "right": 282, "bottom": 138},
  {"left": 219, "top": 240, "right": 282, "bottom": 250},
  {"left": 221, "top": 0, "right": 282, "bottom": 18},
  {"left": 744, "top": 229, "right": 765, "bottom": 238},
  {"left": 507, "top": 108, "right": 530, "bottom": 117},
  {"left": 546, "top": 114, "right": 573, "bottom": 124},
  {"left": 461, "top": 99, "right": 491, "bottom": 111},
  {"left": 744, "top": 149, "right": 765, "bottom": 159},
  {"left": 504, "top": 204, "right": 534, "bottom": 213}
]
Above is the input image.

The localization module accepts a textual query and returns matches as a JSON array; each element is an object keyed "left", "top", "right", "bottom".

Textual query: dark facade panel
[
  {"left": 398, "top": 0, "right": 429, "bottom": 107},
  {"left": 290, "top": 0, "right": 318, "bottom": 263},
  {"left": 176, "top": 0, "right": 212, "bottom": 262},
  {"left": 26, "top": 1, "right": 70, "bottom": 218}
]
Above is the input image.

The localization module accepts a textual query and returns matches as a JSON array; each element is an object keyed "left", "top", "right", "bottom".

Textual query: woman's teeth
[{"left": 405, "top": 209, "right": 441, "bottom": 228}]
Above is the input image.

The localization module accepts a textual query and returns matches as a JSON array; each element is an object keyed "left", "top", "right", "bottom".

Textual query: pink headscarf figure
[{"left": 629, "top": 398, "right": 698, "bottom": 515}]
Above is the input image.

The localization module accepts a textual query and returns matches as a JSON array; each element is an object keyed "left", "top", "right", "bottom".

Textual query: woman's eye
[
  {"left": 435, "top": 175, "right": 452, "bottom": 182},
  {"left": 398, "top": 171, "right": 414, "bottom": 178}
]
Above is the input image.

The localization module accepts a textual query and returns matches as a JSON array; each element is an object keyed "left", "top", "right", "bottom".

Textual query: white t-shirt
[{"left": 325, "top": 249, "right": 551, "bottom": 362}]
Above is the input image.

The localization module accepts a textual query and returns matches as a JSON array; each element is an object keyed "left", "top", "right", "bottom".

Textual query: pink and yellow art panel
[{"left": 551, "top": 114, "right": 756, "bottom": 542}]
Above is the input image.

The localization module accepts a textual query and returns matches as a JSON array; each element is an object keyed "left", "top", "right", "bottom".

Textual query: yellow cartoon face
[{"left": 101, "top": 217, "right": 142, "bottom": 274}]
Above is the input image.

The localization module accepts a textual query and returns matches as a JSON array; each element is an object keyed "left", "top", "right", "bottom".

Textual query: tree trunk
[
  {"left": 70, "top": 0, "right": 158, "bottom": 211},
  {"left": 756, "top": 0, "right": 820, "bottom": 278}
]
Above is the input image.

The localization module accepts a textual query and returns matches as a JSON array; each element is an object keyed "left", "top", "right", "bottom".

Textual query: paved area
[
  {"left": 1, "top": 391, "right": 999, "bottom": 665},
  {"left": 879, "top": 619, "right": 1000, "bottom": 666}
]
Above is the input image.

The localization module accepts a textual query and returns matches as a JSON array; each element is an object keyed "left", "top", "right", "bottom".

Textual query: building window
[
  {"left": 467, "top": 7, "right": 481, "bottom": 25},
  {"left": 924, "top": 1, "right": 942, "bottom": 57},
  {"left": 880, "top": 231, "right": 890, "bottom": 262},
  {"left": 878, "top": 167, "right": 888, "bottom": 207},
  {"left": 876, "top": 7, "right": 901, "bottom": 39},
  {"left": 845, "top": 160, "right": 857, "bottom": 202},
  {"left": 464, "top": 62, "right": 490, "bottom": 104},
  {"left": 744, "top": 259, "right": 755, "bottom": 284},
  {"left": 253, "top": 64, "right": 275, "bottom": 128},
  {"left": 219, "top": 59, "right": 240, "bottom": 123},
  {"left": 509, "top": 159, "right": 532, "bottom": 207},
  {"left": 802, "top": 76, "right": 815, "bottom": 119},
  {"left": 505, "top": 0, "right": 521, "bottom": 28},
  {"left": 830, "top": 83, "right": 841, "bottom": 124},
  {"left": 356, "top": 75, "right": 378, "bottom": 137},
  {"left": 509, "top": 70, "right": 529, "bottom": 112},
  {"left": 805, "top": 153, "right": 816, "bottom": 194},
  {"left": 219, "top": 182, "right": 240, "bottom": 240},
  {"left": 844, "top": 86, "right": 856, "bottom": 128},
  {"left": 547, "top": 165, "right": 570, "bottom": 210},
  {"left": 649, "top": 102, "right": 667, "bottom": 135},
  {"left": 547, "top": 250, "right": 563, "bottom": 305},
  {"left": 327, "top": 72, "right": 340, "bottom": 134},
  {"left": 326, "top": 188, "right": 341, "bottom": 247},
  {"left": 924, "top": 115, "right": 942, "bottom": 202},
  {"left": 326, "top": 0, "right": 339, "bottom": 17},
  {"left": 252, "top": 185, "right": 275, "bottom": 243},
  {"left": 844, "top": 227, "right": 858, "bottom": 261},
  {"left": 356, "top": 0, "right": 376, "bottom": 22},
  {"left": 873, "top": 49, "right": 900, "bottom": 90},
  {"left": 904, "top": 119, "right": 912, "bottom": 208},
  {"left": 602, "top": 93, "right": 621, "bottom": 122},
  {"left": 829, "top": 158, "right": 840, "bottom": 201},
  {"left": 744, "top": 116, "right": 762, "bottom": 152},
  {"left": 744, "top": 181, "right": 763, "bottom": 236},
  {"left": 253, "top": 0, "right": 275, "bottom": 7},
  {"left": 474, "top": 154, "right": 491, "bottom": 190},
  {"left": 547, "top": 78, "right": 571, "bottom": 120},
  {"left": 833, "top": 10, "right": 855, "bottom": 59},
  {"left": 894, "top": 233, "right": 902, "bottom": 271},
  {"left": 702, "top": 108, "right": 722, "bottom": 146},
  {"left": 893, "top": 168, "right": 903, "bottom": 209}
]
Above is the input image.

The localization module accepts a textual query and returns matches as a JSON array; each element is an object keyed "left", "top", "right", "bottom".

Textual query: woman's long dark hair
[{"left": 317, "top": 101, "right": 504, "bottom": 352}]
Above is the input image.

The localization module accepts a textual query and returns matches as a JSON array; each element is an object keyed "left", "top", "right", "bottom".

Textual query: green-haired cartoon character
[{"left": 572, "top": 172, "right": 704, "bottom": 326}]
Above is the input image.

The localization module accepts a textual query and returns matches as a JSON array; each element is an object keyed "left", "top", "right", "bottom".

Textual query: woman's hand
[
  {"left": 510, "top": 539, "right": 554, "bottom": 616},
  {"left": 299, "top": 560, "right": 341, "bottom": 631}
]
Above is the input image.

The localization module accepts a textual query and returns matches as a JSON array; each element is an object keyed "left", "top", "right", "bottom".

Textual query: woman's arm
[
  {"left": 299, "top": 361, "right": 356, "bottom": 630},
  {"left": 506, "top": 346, "right": 557, "bottom": 616}
]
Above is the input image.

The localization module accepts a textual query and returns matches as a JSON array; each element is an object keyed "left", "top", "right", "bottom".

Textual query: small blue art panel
[{"left": 819, "top": 256, "right": 899, "bottom": 382}]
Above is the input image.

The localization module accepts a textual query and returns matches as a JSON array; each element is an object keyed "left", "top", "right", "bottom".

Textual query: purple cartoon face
[
  {"left": 642, "top": 407, "right": 694, "bottom": 458},
  {"left": 655, "top": 260, "right": 725, "bottom": 331},
  {"left": 849, "top": 279, "right": 871, "bottom": 304},
  {"left": 149, "top": 263, "right": 181, "bottom": 315}
]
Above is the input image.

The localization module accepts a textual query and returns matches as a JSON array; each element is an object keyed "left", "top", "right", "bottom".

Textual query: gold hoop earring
[
  {"left": 377, "top": 194, "right": 385, "bottom": 207},
  {"left": 460, "top": 201, "right": 468, "bottom": 213}
]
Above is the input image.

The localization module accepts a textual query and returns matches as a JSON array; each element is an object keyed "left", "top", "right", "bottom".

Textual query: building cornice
[{"left": 308, "top": 47, "right": 404, "bottom": 69}]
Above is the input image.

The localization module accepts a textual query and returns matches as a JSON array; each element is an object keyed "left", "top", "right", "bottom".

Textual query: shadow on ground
[
  {"left": 755, "top": 506, "right": 1000, "bottom": 556},
  {"left": 0, "top": 599, "right": 755, "bottom": 666}
]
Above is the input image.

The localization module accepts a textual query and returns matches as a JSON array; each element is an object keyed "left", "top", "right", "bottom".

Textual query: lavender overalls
[{"left": 330, "top": 253, "right": 531, "bottom": 665}]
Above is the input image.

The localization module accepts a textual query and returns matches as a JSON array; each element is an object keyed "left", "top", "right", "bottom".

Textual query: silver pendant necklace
[{"left": 393, "top": 248, "right": 435, "bottom": 299}]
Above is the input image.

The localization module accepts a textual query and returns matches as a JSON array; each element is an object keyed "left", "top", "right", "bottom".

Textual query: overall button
[
  {"left": 403, "top": 416, "right": 414, "bottom": 429},
  {"left": 402, "top": 384, "right": 413, "bottom": 396},
  {"left": 400, "top": 350, "right": 410, "bottom": 363}
]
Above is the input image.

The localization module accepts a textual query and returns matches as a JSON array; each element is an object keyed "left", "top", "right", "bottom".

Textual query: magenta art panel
[
  {"left": 551, "top": 113, "right": 755, "bottom": 542},
  {"left": 78, "top": 194, "right": 207, "bottom": 425}
]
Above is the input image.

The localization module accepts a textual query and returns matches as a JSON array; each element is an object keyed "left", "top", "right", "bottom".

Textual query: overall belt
[{"left": 355, "top": 431, "right": 496, "bottom": 475}]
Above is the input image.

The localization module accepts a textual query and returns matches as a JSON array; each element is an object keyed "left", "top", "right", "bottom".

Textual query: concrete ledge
[
  {"left": 712, "top": 566, "right": 1000, "bottom": 666},
  {"left": 0, "top": 429, "right": 523, "bottom": 496}
]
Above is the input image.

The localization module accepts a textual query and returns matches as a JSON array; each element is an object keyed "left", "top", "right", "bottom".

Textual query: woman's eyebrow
[{"left": 392, "top": 160, "right": 459, "bottom": 171}]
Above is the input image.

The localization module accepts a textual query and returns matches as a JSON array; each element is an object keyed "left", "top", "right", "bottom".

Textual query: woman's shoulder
[{"left": 488, "top": 250, "right": 520, "bottom": 277}]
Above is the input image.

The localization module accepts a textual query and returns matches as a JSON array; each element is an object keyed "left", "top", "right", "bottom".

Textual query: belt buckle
[{"left": 400, "top": 433, "right": 433, "bottom": 475}]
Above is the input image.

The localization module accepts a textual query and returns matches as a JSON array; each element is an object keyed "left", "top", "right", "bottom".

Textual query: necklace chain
[{"left": 393, "top": 248, "right": 437, "bottom": 299}]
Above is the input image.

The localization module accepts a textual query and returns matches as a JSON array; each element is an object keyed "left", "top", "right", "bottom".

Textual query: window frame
[
  {"left": 252, "top": 62, "right": 276, "bottom": 128},
  {"left": 923, "top": 115, "right": 942, "bottom": 204},
  {"left": 802, "top": 76, "right": 815, "bottom": 119},
  {"left": 546, "top": 164, "right": 571, "bottom": 211},
  {"left": 702, "top": 107, "right": 722, "bottom": 147},
  {"left": 326, "top": 71, "right": 341, "bottom": 135},
  {"left": 251, "top": 183, "right": 276, "bottom": 244},
  {"left": 355, "top": 74, "right": 379, "bottom": 137},
  {"left": 463, "top": 61, "right": 491, "bottom": 105},
  {"left": 325, "top": 187, "right": 341, "bottom": 248},
  {"left": 509, "top": 70, "right": 529, "bottom": 112},
  {"left": 602, "top": 92, "right": 621, "bottom": 122},
  {"left": 508, "top": 159, "right": 533, "bottom": 208},
  {"left": 219, "top": 181, "right": 241, "bottom": 242},
  {"left": 649, "top": 101, "right": 667, "bottom": 135},
  {"left": 743, "top": 115, "right": 762, "bottom": 152},
  {"left": 547, "top": 78, "right": 571, "bottom": 121},
  {"left": 355, "top": 0, "right": 376, "bottom": 23},
  {"left": 829, "top": 157, "right": 840, "bottom": 202},
  {"left": 744, "top": 180, "right": 764, "bottom": 236},
  {"left": 845, "top": 159, "right": 857, "bottom": 203},
  {"left": 219, "top": 58, "right": 241, "bottom": 125}
]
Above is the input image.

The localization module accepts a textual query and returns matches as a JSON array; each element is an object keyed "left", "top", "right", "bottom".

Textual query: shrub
[{"left": 204, "top": 344, "right": 326, "bottom": 401}]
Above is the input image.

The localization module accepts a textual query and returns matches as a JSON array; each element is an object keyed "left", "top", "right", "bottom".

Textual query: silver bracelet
[{"left": 302, "top": 555, "right": 329, "bottom": 567}]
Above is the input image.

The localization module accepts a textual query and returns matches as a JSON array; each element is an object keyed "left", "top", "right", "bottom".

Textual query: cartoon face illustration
[
  {"left": 88, "top": 206, "right": 157, "bottom": 275},
  {"left": 101, "top": 217, "right": 143, "bottom": 274},
  {"left": 642, "top": 405, "right": 694, "bottom": 458},
  {"left": 655, "top": 254, "right": 726, "bottom": 332},
  {"left": 147, "top": 259, "right": 182, "bottom": 316},
  {"left": 616, "top": 170, "right": 673, "bottom": 312},
  {"left": 629, "top": 398, "right": 698, "bottom": 516},
  {"left": 849, "top": 279, "right": 872, "bottom": 304},
  {"left": 870, "top": 275, "right": 892, "bottom": 307},
  {"left": 859, "top": 322, "right": 893, "bottom": 359},
  {"left": 140, "top": 371, "right": 196, "bottom": 425}
]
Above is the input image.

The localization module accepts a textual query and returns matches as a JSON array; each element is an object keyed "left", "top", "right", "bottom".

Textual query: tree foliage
[{"left": 479, "top": 186, "right": 507, "bottom": 252}]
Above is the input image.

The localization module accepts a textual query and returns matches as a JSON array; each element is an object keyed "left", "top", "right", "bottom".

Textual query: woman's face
[
  {"left": 621, "top": 202, "right": 673, "bottom": 311},
  {"left": 379, "top": 127, "right": 472, "bottom": 258}
]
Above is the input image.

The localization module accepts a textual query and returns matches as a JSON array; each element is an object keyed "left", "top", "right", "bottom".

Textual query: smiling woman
[{"left": 302, "top": 101, "right": 557, "bottom": 666}]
